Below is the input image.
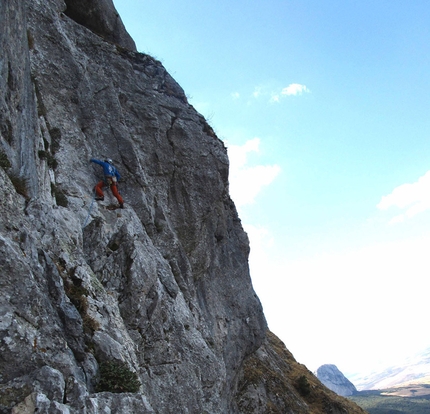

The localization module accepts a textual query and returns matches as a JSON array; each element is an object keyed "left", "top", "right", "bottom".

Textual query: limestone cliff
[{"left": 0, "top": 1, "right": 366, "bottom": 413}]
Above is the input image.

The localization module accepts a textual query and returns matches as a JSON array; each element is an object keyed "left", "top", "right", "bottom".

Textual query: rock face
[
  {"left": 0, "top": 1, "right": 366, "bottom": 413},
  {"left": 63, "top": 0, "right": 136, "bottom": 51},
  {"left": 316, "top": 365, "right": 358, "bottom": 396}
]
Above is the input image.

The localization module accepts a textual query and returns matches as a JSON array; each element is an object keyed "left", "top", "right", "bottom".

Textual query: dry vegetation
[{"left": 237, "top": 330, "right": 367, "bottom": 413}]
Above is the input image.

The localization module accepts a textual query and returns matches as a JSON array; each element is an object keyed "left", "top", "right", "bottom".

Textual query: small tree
[{"left": 295, "top": 375, "right": 311, "bottom": 397}]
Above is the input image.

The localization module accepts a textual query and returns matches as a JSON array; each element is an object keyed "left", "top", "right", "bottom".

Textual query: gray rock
[
  {"left": 32, "top": 366, "right": 66, "bottom": 403},
  {"left": 86, "top": 392, "right": 154, "bottom": 413},
  {"left": 63, "top": 0, "right": 137, "bottom": 51},
  {"left": 1, "top": 0, "right": 266, "bottom": 412},
  {"left": 316, "top": 364, "right": 358, "bottom": 396}
]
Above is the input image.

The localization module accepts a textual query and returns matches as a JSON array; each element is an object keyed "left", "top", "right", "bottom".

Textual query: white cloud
[
  {"left": 269, "top": 83, "right": 310, "bottom": 103},
  {"left": 377, "top": 170, "right": 430, "bottom": 222},
  {"left": 231, "top": 92, "right": 240, "bottom": 100},
  {"left": 252, "top": 83, "right": 310, "bottom": 103},
  {"left": 253, "top": 86, "right": 263, "bottom": 98},
  {"left": 281, "top": 83, "right": 310, "bottom": 96},
  {"left": 227, "top": 138, "right": 281, "bottom": 207},
  {"left": 270, "top": 94, "right": 281, "bottom": 103},
  {"left": 388, "top": 214, "right": 405, "bottom": 225}
]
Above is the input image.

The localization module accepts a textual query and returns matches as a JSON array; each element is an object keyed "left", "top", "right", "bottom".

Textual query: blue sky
[{"left": 113, "top": 0, "right": 430, "bottom": 380}]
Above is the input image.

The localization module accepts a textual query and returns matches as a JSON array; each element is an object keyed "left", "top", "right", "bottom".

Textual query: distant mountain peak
[
  {"left": 352, "top": 347, "right": 430, "bottom": 390},
  {"left": 316, "top": 364, "right": 358, "bottom": 396}
]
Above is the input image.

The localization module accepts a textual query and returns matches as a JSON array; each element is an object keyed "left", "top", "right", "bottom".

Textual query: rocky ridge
[{"left": 0, "top": 0, "right": 366, "bottom": 412}]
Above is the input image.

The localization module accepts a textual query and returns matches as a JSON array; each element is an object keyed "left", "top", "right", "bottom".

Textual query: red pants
[{"left": 95, "top": 180, "right": 124, "bottom": 205}]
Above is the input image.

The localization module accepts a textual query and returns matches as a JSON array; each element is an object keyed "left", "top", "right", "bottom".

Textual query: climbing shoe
[
  {"left": 119, "top": 203, "right": 124, "bottom": 209},
  {"left": 95, "top": 196, "right": 104, "bottom": 201}
]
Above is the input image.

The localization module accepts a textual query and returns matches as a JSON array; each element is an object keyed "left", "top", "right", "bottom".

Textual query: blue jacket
[{"left": 90, "top": 159, "right": 121, "bottom": 181}]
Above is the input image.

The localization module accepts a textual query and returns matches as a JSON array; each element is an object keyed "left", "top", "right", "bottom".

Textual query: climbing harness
[{"left": 82, "top": 189, "right": 96, "bottom": 229}]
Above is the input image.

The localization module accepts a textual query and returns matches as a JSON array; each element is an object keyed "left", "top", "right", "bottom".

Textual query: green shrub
[
  {"left": 96, "top": 361, "right": 141, "bottom": 393},
  {"left": 55, "top": 191, "right": 68, "bottom": 207},
  {"left": 0, "top": 151, "right": 11, "bottom": 170},
  {"left": 51, "top": 183, "right": 68, "bottom": 207},
  {"left": 295, "top": 375, "right": 311, "bottom": 397},
  {"left": 8, "top": 173, "right": 29, "bottom": 198},
  {"left": 38, "top": 150, "right": 58, "bottom": 169},
  {"left": 0, "top": 119, "right": 13, "bottom": 144},
  {"left": 49, "top": 128, "right": 61, "bottom": 154}
]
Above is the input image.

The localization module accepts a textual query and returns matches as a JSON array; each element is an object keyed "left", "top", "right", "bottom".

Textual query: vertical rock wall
[
  {"left": 0, "top": 0, "right": 267, "bottom": 412},
  {"left": 0, "top": 0, "right": 39, "bottom": 196}
]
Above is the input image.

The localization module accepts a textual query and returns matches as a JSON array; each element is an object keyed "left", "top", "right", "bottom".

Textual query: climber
[{"left": 90, "top": 158, "right": 124, "bottom": 208}]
